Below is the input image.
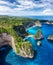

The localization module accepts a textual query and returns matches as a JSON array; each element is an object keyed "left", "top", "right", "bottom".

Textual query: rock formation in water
[
  {"left": 47, "top": 35, "right": 53, "bottom": 41},
  {"left": 46, "top": 21, "right": 53, "bottom": 25},
  {"left": 37, "top": 41, "right": 41, "bottom": 46},
  {"left": 34, "top": 29, "right": 43, "bottom": 40}
]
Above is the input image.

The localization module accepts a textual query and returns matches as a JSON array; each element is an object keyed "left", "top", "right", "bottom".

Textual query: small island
[
  {"left": 46, "top": 21, "right": 53, "bottom": 25},
  {"left": 47, "top": 35, "right": 53, "bottom": 41},
  {"left": 34, "top": 29, "right": 44, "bottom": 40}
]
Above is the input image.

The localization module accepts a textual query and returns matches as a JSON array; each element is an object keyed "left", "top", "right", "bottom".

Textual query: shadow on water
[
  {"left": 32, "top": 50, "right": 37, "bottom": 60},
  {"left": 48, "top": 40, "right": 53, "bottom": 44},
  {"left": 0, "top": 45, "right": 12, "bottom": 65},
  {"left": 0, "top": 44, "right": 38, "bottom": 65}
]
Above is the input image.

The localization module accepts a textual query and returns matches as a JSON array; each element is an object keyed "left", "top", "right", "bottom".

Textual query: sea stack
[
  {"left": 47, "top": 35, "right": 53, "bottom": 41},
  {"left": 37, "top": 41, "right": 41, "bottom": 46},
  {"left": 34, "top": 29, "right": 44, "bottom": 40}
]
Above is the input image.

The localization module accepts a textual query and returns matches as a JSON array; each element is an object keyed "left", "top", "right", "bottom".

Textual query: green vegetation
[
  {"left": 34, "top": 29, "right": 42, "bottom": 39},
  {"left": 0, "top": 16, "right": 35, "bottom": 54}
]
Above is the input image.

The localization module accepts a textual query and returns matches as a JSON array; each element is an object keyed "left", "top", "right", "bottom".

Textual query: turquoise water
[
  {"left": 26, "top": 26, "right": 40, "bottom": 35},
  {"left": 0, "top": 23, "right": 53, "bottom": 65},
  {"left": 26, "top": 23, "right": 53, "bottom": 65}
]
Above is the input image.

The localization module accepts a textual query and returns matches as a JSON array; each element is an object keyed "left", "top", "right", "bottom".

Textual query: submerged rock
[
  {"left": 34, "top": 29, "right": 43, "bottom": 40},
  {"left": 47, "top": 35, "right": 53, "bottom": 41}
]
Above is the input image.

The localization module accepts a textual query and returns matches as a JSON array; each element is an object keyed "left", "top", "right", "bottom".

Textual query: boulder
[{"left": 37, "top": 41, "right": 41, "bottom": 46}]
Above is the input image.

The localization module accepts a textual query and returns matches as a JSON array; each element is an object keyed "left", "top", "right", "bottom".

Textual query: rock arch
[{"left": 0, "top": 33, "right": 16, "bottom": 51}]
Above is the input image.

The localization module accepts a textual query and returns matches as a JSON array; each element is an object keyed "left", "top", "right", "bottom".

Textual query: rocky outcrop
[
  {"left": 34, "top": 21, "right": 42, "bottom": 27},
  {"left": 47, "top": 35, "right": 53, "bottom": 41},
  {"left": 34, "top": 29, "right": 43, "bottom": 40},
  {"left": 37, "top": 41, "right": 41, "bottom": 46},
  {"left": 16, "top": 42, "right": 34, "bottom": 58},
  {"left": 46, "top": 21, "right": 53, "bottom": 25}
]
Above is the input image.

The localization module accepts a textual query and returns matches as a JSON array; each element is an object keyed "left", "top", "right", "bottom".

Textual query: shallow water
[{"left": 0, "top": 23, "right": 53, "bottom": 65}]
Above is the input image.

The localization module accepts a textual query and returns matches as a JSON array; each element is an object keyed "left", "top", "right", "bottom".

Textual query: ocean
[{"left": 26, "top": 16, "right": 53, "bottom": 21}]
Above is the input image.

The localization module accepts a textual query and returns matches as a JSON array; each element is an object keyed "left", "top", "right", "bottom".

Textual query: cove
[{"left": 0, "top": 23, "right": 53, "bottom": 65}]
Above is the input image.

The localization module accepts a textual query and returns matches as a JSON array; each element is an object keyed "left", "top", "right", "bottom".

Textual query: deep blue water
[
  {"left": 26, "top": 26, "right": 40, "bottom": 35},
  {"left": 27, "top": 16, "right": 53, "bottom": 21},
  {"left": 17, "top": 16, "right": 53, "bottom": 21},
  {"left": 0, "top": 23, "right": 53, "bottom": 65}
]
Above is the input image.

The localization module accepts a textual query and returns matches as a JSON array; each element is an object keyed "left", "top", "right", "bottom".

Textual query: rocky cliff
[{"left": 0, "top": 33, "right": 34, "bottom": 58}]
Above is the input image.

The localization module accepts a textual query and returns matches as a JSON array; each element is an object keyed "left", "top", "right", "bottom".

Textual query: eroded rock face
[
  {"left": 0, "top": 33, "right": 11, "bottom": 47},
  {"left": 0, "top": 33, "right": 34, "bottom": 58},
  {"left": 16, "top": 42, "right": 34, "bottom": 58},
  {"left": 0, "top": 33, "right": 16, "bottom": 51}
]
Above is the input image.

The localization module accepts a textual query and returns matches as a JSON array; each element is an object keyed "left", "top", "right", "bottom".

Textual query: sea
[
  {"left": 0, "top": 16, "right": 53, "bottom": 65},
  {"left": 26, "top": 16, "right": 53, "bottom": 21}
]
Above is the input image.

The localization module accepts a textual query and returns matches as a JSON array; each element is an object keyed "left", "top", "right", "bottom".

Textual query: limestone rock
[
  {"left": 34, "top": 29, "right": 43, "bottom": 40},
  {"left": 0, "top": 33, "right": 16, "bottom": 51},
  {"left": 16, "top": 42, "right": 34, "bottom": 58}
]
